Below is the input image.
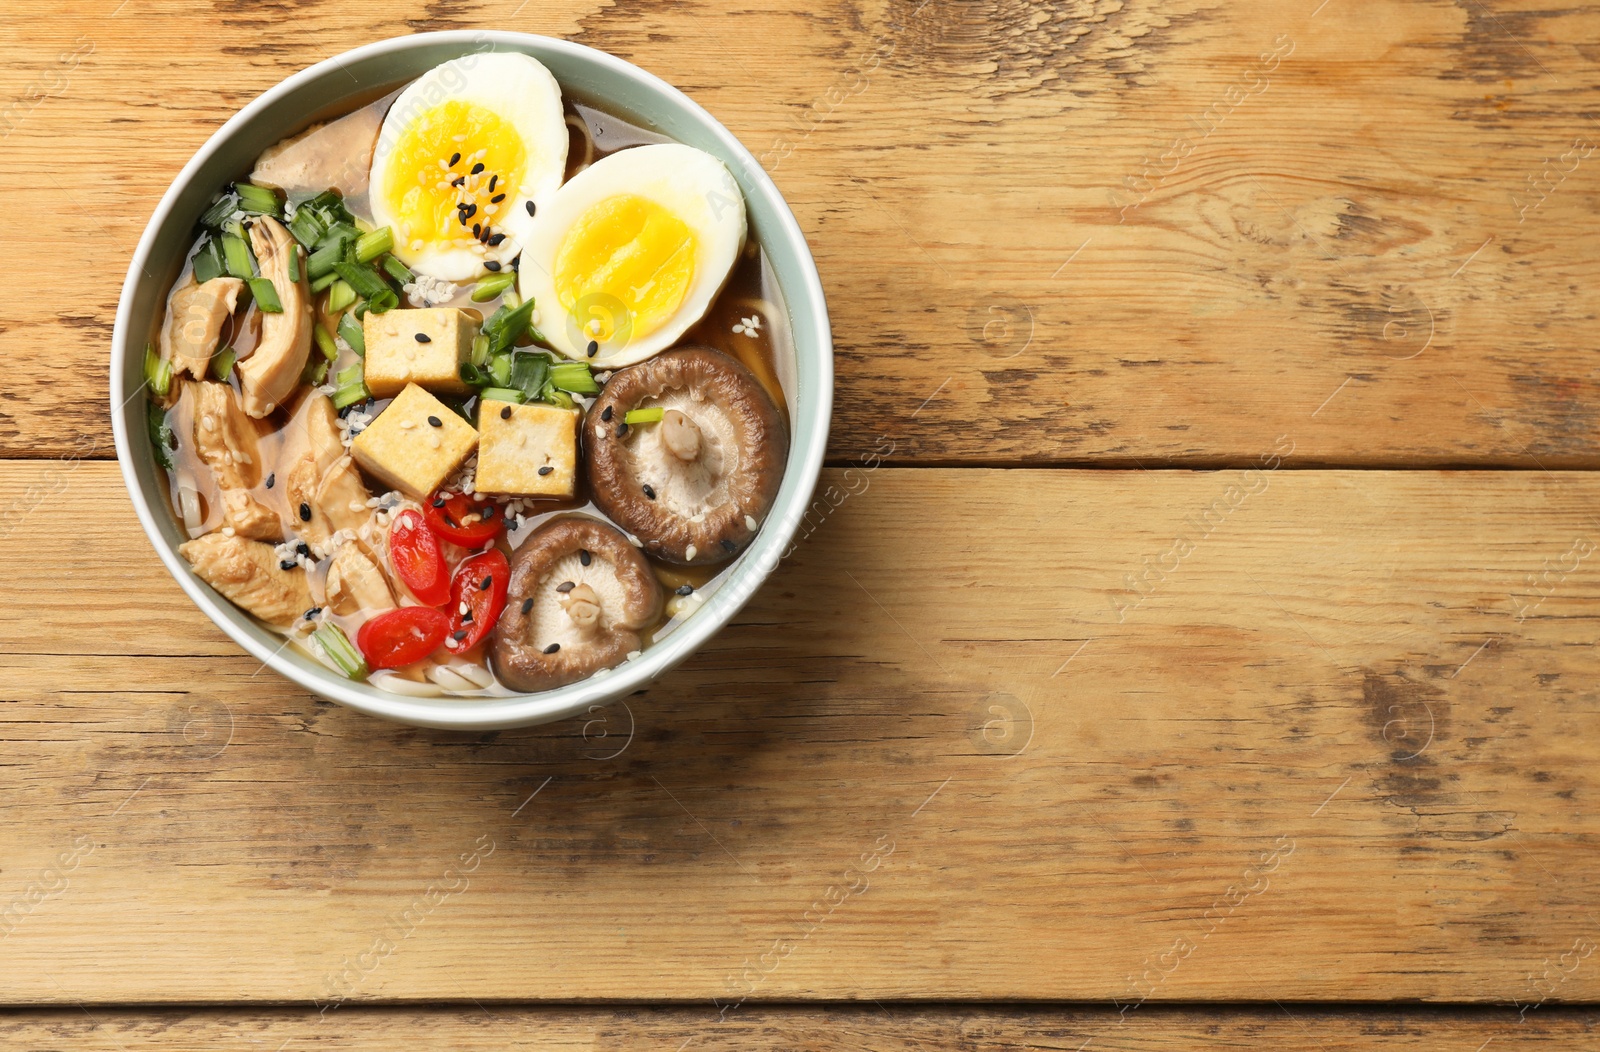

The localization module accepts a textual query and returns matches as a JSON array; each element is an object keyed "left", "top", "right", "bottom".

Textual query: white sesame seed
[
  {"left": 685, "top": 544, "right": 698, "bottom": 561},
  {"left": 745, "top": 515, "right": 759, "bottom": 531}
]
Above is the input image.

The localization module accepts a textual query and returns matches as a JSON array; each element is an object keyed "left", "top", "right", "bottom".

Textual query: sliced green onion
[
  {"left": 544, "top": 388, "right": 575, "bottom": 410},
  {"left": 355, "top": 226, "right": 393, "bottom": 263},
  {"left": 487, "top": 353, "right": 512, "bottom": 388},
  {"left": 147, "top": 401, "right": 175, "bottom": 470},
  {"left": 313, "top": 624, "right": 368, "bottom": 680},
  {"left": 234, "top": 182, "right": 283, "bottom": 217},
  {"left": 483, "top": 297, "right": 537, "bottom": 355},
  {"left": 192, "top": 238, "right": 224, "bottom": 284},
  {"left": 332, "top": 381, "right": 371, "bottom": 410},
  {"left": 303, "top": 354, "right": 329, "bottom": 386},
  {"left": 510, "top": 352, "right": 549, "bottom": 399},
  {"left": 310, "top": 270, "right": 340, "bottom": 293},
  {"left": 479, "top": 387, "right": 526, "bottom": 405},
  {"left": 326, "top": 279, "right": 357, "bottom": 314},
  {"left": 287, "top": 245, "right": 301, "bottom": 283},
  {"left": 211, "top": 346, "right": 237, "bottom": 381},
  {"left": 199, "top": 193, "right": 237, "bottom": 230},
  {"left": 381, "top": 254, "right": 413, "bottom": 285},
  {"left": 335, "top": 363, "right": 364, "bottom": 386},
  {"left": 528, "top": 324, "right": 549, "bottom": 346},
  {"left": 221, "top": 233, "right": 254, "bottom": 280},
  {"left": 470, "top": 333, "right": 489, "bottom": 367},
  {"left": 470, "top": 272, "right": 517, "bottom": 302},
  {"left": 357, "top": 288, "right": 399, "bottom": 315},
  {"left": 501, "top": 287, "right": 521, "bottom": 309},
  {"left": 305, "top": 189, "right": 355, "bottom": 225},
  {"left": 337, "top": 312, "right": 366, "bottom": 356},
  {"left": 458, "top": 362, "right": 491, "bottom": 387},
  {"left": 143, "top": 343, "right": 172, "bottom": 398},
  {"left": 332, "top": 261, "right": 390, "bottom": 300},
  {"left": 287, "top": 207, "right": 327, "bottom": 248},
  {"left": 624, "top": 406, "right": 665, "bottom": 425},
  {"left": 307, "top": 238, "right": 348, "bottom": 280},
  {"left": 549, "top": 361, "right": 599, "bottom": 395},
  {"left": 247, "top": 277, "right": 283, "bottom": 313},
  {"left": 314, "top": 324, "right": 338, "bottom": 361},
  {"left": 354, "top": 216, "right": 374, "bottom": 235}
]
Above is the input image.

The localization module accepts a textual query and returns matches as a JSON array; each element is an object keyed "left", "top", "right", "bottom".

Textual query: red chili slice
[
  {"left": 445, "top": 548, "right": 509, "bottom": 653},
  {"left": 356, "top": 606, "right": 450, "bottom": 670},
  {"left": 425, "top": 491, "right": 503, "bottom": 547},
  {"left": 388, "top": 509, "right": 450, "bottom": 607}
]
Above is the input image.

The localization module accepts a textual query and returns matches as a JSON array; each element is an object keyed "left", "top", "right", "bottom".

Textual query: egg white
[
  {"left": 515, "top": 143, "right": 747, "bottom": 366},
  {"left": 370, "top": 53, "right": 568, "bottom": 282}
]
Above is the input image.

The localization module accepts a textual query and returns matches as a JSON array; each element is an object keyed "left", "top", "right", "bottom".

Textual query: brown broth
[{"left": 152, "top": 78, "right": 792, "bottom": 697}]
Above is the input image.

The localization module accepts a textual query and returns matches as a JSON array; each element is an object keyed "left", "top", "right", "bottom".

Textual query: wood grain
[
  {"left": 0, "top": 1005, "right": 1596, "bottom": 1051},
  {"left": 3, "top": 0, "right": 1599, "bottom": 465},
  {"left": 2, "top": 462, "right": 1597, "bottom": 1004}
]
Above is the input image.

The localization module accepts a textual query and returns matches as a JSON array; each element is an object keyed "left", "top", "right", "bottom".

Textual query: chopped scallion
[
  {"left": 501, "top": 287, "right": 521, "bottom": 308},
  {"left": 314, "top": 324, "right": 338, "bottom": 361},
  {"left": 287, "top": 244, "right": 301, "bottom": 283},
  {"left": 143, "top": 343, "right": 172, "bottom": 398},
  {"left": 358, "top": 288, "right": 398, "bottom": 315},
  {"left": 287, "top": 207, "right": 327, "bottom": 248},
  {"left": 549, "top": 361, "right": 599, "bottom": 395},
  {"left": 326, "top": 279, "right": 357, "bottom": 314},
  {"left": 147, "top": 401, "right": 175, "bottom": 470},
  {"left": 380, "top": 254, "right": 413, "bottom": 286},
  {"left": 312, "top": 623, "right": 368, "bottom": 680},
  {"left": 483, "top": 297, "right": 537, "bottom": 355},
  {"left": 221, "top": 233, "right": 254, "bottom": 280},
  {"left": 192, "top": 238, "right": 224, "bottom": 284},
  {"left": 247, "top": 277, "right": 283, "bottom": 313},
  {"left": 624, "top": 406, "right": 665, "bottom": 425},
  {"left": 337, "top": 312, "right": 365, "bottom": 356},
  {"left": 487, "top": 354, "right": 512, "bottom": 388},
  {"left": 332, "top": 261, "right": 389, "bottom": 300},
  {"left": 310, "top": 270, "right": 340, "bottom": 293},
  {"left": 354, "top": 226, "right": 393, "bottom": 263},
  {"left": 199, "top": 193, "right": 238, "bottom": 230},
  {"left": 479, "top": 387, "right": 527, "bottom": 405},
  {"left": 306, "top": 238, "right": 348, "bottom": 280},
  {"left": 332, "top": 381, "right": 371, "bottom": 410},
  {"left": 545, "top": 388, "right": 575, "bottom": 410},
  {"left": 470, "top": 333, "right": 489, "bottom": 367},
  {"left": 211, "top": 346, "right": 237, "bottom": 381},
  {"left": 234, "top": 182, "right": 283, "bottom": 217},
  {"left": 303, "top": 354, "right": 329, "bottom": 386},
  {"left": 470, "top": 272, "right": 517, "bottom": 302},
  {"left": 335, "top": 363, "right": 363, "bottom": 386}
]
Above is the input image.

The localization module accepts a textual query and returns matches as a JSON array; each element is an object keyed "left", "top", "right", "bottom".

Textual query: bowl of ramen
[{"left": 111, "top": 32, "right": 832, "bottom": 730}]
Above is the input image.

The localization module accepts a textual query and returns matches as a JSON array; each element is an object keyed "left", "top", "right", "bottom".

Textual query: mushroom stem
[
  {"left": 661, "top": 408, "right": 702, "bottom": 462},
  {"left": 561, "top": 582, "right": 602, "bottom": 630}
]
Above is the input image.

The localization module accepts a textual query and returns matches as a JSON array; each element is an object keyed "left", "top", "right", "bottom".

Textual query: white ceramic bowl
[{"left": 111, "top": 32, "right": 832, "bottom": 730}]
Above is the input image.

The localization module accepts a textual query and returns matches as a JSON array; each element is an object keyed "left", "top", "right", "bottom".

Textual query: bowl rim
[{"left": 110, "top": 31, "right": 833, "bottom": 730}]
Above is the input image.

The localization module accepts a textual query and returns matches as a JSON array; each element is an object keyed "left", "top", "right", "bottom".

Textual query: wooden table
[{"left": 2, "top": 0, "right": 1598, "bottom": 1047}]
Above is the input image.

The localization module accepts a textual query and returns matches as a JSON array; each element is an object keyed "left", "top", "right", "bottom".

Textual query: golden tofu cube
[
  {"left": 475, "top": 400, "right": 580, "bottom": 498},
  {"left": 362, "top": 308, "right": 478, "bottom": 398},
  {"left": 351, "top": 383, "right": 478, "bottom": 500}
]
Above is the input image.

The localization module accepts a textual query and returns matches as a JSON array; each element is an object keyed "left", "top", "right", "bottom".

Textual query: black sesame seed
[
  {"left": 449, "top": 151, "right": 461, "bottom": 166},
  {"left": 427, "top": 415, "right": 442, "bottom": 427},
  {"left": 543, "top": 643, "right": 560, "bottom": 655},
  {"left": 472, "top": 223, "right": 482, "bottom": 238},
  {"left": 491, "top": 193, "right": 506, "bottom": 203},
  {"left": 617, "top": 422, "right": 629, "bottom": 436},
  {"left": 280, "top": 559, "right": 295, "bottom": 571},
  {"left": 296, "top": 542, "right": 310, "bottom": 556},
  {"left": 471, "top": 162, "right": 485, "bottom": 175},
  {"left": 482, "top": 506, "right": 495, "bottom": 519},
  {"left": 459, "top": 213, "right": 468, "bottom": 226},
  {"left": 676, "top": 584, "right": 694, "bottom": 596},
  {"left": 452, "top": 629, "right": 468, "bottom": 641},
  {"left": 643, "top": 484, "right": 656, "bottom": 500},
  {"left": 462, "top": 609, "right": 473, "bottom": 623},
  {"left": 525, "top": 201, "right": 536, "bottom": 216},
  {"left": 500, "top": 405, "right": 512, "bottom": 419},
  {"left": 538, "top": 465, "right": 554, "bottom": 476},
  {"left": 520, "top": 597, "right": 534, "bottom": 614},
  {"left": 304, "top": 607, "right": 321, "bottom": 620},
  {"left": 485, "top": 260, "right": 501, "bottom": 272},
  {"left": 586, "top": 340, "right": 598, "bottom": 357},
  {"left": 480, "top": 575, "right": 493, "bottom": 590},
  {"left": 579, "top": 549, "right": 591, "bottom": 566},
  {"left": 511, "top": 253, "right": 521, "bottom": 271},
  {"left": 431, "top": 496, "right": 445, "bottom": 508},
  {"left": 415, "top": 333, "right": 432, "bottom": 343},
  {"left": 601, "top": 405, "right": 613, "bottom": 421},
  {"left": 264, "top": 472, "right": 275, "bottom": 489},
  {"left": 487, "top": 233, "right": 506, "bottom": 246},
  {"left": 556, "top": 581, "right": 575, "bottom": 593},
  {"left": 452, "top": 176, "right": 465, "bottom": 188},
  {"left": 721, "top": 538, "right": 737, "bottom": 551},
  {"left": 299, "top": 502, "right": 311, "bottom": 522},
  {"left": 489, "top": 174, "right": 498, "bottom": 192}
]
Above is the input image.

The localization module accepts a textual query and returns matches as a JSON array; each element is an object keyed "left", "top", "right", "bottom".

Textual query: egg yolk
[
  {"left": 385, "top": 100, "right": 527, "bottom": 255},
  {"left": 553, "top": 195, "right": 698, "bottom": 343}
]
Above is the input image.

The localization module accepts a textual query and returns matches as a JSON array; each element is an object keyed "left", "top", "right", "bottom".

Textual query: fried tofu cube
[
  {"left": 351, "top": 383, "right": 477, "bottom": 500},
  {"left": 362, "top": 308, "right": 478, "bottom": 398},
  {"left": 475, "top": 400, "right": 580, "bottom": 498}
]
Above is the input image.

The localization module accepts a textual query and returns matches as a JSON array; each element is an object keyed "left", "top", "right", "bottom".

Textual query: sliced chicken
[
  {"left": 318, "top": 456, "right": 377, "bottom": 539},
  {"left": 325, "top": 545, "right": 395, "bottom": 616},
  {"left": 279, "top": 392, "right": 353, "bottom": 546},
  {"left": 250, "top": 103, "right": 383, "bottom": 200},
  {"left": 191, "top": 380, "right": 279, "bottom": 541},
  {"left": 162, "top": 277, "right": 245, "bottom": 380},
  {"left": 237, "top": 217, "right": 311, "bottom": 418},
  {"left": 179, "top": 533, "right": 313, "bottom": 629}
]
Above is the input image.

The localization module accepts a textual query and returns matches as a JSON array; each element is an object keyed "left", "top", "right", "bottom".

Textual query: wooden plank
[
  {"left": 0, "top": 1006, "right": 1597, "bottom": 1051},
  {"left": 1, "top": 463, "right": 1598, "bottom": 1004},
  {"left": 3, "top": 1, "right": 1599, "bottom": 465}
]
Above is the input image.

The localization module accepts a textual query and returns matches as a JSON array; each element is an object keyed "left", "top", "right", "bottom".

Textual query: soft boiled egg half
[
  {"left": 517, "top": 143, "right": 747, "bottom": 366},
  {"left": 369, "top": 53, "right": 568, "bottom": 282}
]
